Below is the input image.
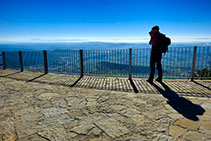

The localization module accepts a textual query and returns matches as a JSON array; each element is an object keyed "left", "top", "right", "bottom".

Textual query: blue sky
[{"left": 0, "top": 0, "right": 211, "bottom": 43}]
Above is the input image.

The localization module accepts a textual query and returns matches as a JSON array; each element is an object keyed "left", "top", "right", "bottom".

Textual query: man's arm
[
  {"left": 149, "top": 38, "right": 152, "bottom": 45},
  {"left": 149, "top": 34, "right": 158, "bottom": 46}
]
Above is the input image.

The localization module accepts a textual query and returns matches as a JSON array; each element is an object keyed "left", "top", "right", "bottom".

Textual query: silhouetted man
[{"left": 147, "top": 26, "right": 163, "bottom": 84}]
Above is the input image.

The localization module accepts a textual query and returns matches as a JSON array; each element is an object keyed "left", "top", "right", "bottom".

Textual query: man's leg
[
  {"left": 148, "top": 54, "right": 155, "bottom": 81},
  {"left": 156, "top": 54, "right": 163, "bottom": 81}
]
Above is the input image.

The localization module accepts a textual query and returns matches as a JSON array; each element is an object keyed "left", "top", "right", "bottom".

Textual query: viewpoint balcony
[{"left": 0, "top": 46, "right": 211, "bottom": 140}]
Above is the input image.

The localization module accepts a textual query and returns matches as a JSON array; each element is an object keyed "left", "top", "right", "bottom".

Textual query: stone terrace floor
[{"left": 0, "top": 69, "right": 211, "bottom": 141}]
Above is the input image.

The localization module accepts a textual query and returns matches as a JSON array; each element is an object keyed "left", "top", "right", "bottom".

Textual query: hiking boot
[
  {"left": 146, "top": 79, "right": 153, "bottom": 84},
  {"left": 155, "top": 78, "right": 162, "bottom": 83}
]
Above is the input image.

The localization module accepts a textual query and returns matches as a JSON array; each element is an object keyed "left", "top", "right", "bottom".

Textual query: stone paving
[
  {"left": 0, "top": 70, "right": 210, "bottom": 97},
  {"left": 0, "top": 70, "right": 211, "bottom": 141}
]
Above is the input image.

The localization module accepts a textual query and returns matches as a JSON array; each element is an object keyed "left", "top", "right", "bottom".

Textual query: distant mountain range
[{"left": 0, "top": 42, "right": 211, "bottom": 52}]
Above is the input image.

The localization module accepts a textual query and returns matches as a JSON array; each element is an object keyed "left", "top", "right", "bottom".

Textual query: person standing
[{"left": 147, "top": 26, "right": 163, "bottom": 84}]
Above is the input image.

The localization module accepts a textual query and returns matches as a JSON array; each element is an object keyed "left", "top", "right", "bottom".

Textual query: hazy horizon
[
  {"left": 1, "top": 37, "right": 211, "bottom": 44},
  {"left": 1, "top": 41, "right": 211, "bottom": 52}
]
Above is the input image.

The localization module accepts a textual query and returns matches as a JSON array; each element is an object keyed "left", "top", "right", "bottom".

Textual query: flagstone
[
  {"left": 174, "top": 118, "right": 200, "bottom": 130},
  {"left": 169, "top": 125, "right": 187, "bottom": 139},
  {"left": 38, "top": 127, "right": 68, "bottom": 141},
  {"left": 199, "top": 121, "right": 211, "bottom": 135},
  {"left": 95, "top": 118, "right": 130, "bottom": 138}
]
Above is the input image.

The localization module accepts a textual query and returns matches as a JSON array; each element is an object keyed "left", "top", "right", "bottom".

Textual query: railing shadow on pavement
[
  {"left": 0, "top": 69, "right": 81, "bottom": 88},
  {"left": 129, "top": 78, "right": 138, "bottom": 93},
  {"left": 27, "top": 74, "right": 47, "bottom": 82},
  {"left": 74, "top": 76, "right": 134, "bottom": 92},
  {"left": 28, "top": 74, "right": 81, "bottom": 86},
  {"left": 0, "top": 70, "right": 210, "bottom": 98},
  {"left": 0, "top": 70, "right": 81, "bottom": 87},
  {"left": 70, "top": 76, "right": 83, "bottom": 87},
  {"left": 0, "top": 71, "right": 22, "bottom": 77},
  {"left": 0, "top": 71, "right": 29, "bottom": 81},
  {"left": 192, "top": 80, "right": 211, "bottom": 91},
  {"left": 152, "top": 82, "right": 205, "bottom": 121},
  {"left": 0, "top": 73, "right": 47, "bottom": 83}
]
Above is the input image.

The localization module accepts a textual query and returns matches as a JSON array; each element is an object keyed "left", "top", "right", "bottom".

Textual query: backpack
[{"left": 159, "top": 34, "right": 171, "bottom": 53}]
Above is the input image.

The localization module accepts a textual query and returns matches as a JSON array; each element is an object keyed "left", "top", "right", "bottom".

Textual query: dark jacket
[{"left": 149, "top": 32, "right": 164, "bottom": 54}]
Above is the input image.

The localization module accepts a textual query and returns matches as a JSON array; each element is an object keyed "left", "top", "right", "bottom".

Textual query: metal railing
[
  {"left": 83, "top": 49, "right": 129, "bottom": 77},
  {"left": 4, "top": 51, "right": 20, "bottom": 70},
  {"left": 1, "top": 46, "right": 211, "bottom": 80},
  {"left": 47, "top": 50, "right": 80, "bottom": 75},
  {"left": 22, "top": 51, "right": 44, "bottom": 72},
  {"left": 0, "top": 52, "right": 3, "bottom": 69},
  {"left": 194, "top": 46, "right": 211, "bottom": 79}
]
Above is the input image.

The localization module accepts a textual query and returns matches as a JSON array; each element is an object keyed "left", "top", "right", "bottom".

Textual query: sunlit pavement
[{"left": 0, "top": 69, "right": 211, "bottom": 140}]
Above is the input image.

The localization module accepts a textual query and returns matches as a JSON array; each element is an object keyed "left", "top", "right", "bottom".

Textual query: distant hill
[
  {"left": 0, "top": 42, "right": 211, "bottom": 52},
  {"left": 0, "top": 42, "right": 149, "bottom": 52}
]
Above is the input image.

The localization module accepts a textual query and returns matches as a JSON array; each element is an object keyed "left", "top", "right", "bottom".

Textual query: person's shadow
[{"left": 152, "top": 82, "right": 205, "bottom": 121}]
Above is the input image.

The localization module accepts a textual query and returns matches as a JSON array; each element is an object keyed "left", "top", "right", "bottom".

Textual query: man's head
[{"left": 151, "top": 26, "right": 159, "bottom": 33}]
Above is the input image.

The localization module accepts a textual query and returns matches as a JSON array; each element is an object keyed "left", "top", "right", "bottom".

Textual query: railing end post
[
  {"left": 43, "top": 50, "right": 48, "bottom": 74},
  {"left": 2, "top": 52, "right": 6, "bottom": 70},
  {"left": 80, "top": 49, "right": 83, "bottom": 77},
  {"left": 190, "top": 46, "right": 197, "bottom": 81},
  {"left": 18, "top": 51, "right": 23, "bottom": 72},
  {"left": 129, "top": 48, "right": 132, "bottom": 79}
]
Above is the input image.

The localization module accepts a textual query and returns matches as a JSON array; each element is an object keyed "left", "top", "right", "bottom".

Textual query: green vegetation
[{"left": 195, "top": 68, "right": 211, "bottom": 80}]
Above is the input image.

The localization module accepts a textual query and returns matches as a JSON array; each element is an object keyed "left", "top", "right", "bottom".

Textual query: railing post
[
  {"left": 43, "top": 50, "right": 48, "bottom": 74},
  {"left": 191, "top": 46, "right": 197, "bottom": 81},
  {"left": 129, "top": 48, "right": 132, "bottom": 79},
  {"left": 80, "top": 49, "right": 83, "bottom": 77},
  {"left": 18, "top": 51, "right": 23, "bottom": 72},
  {"left": 2, "top": 52, "right": 6, "bottom": 70}
]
